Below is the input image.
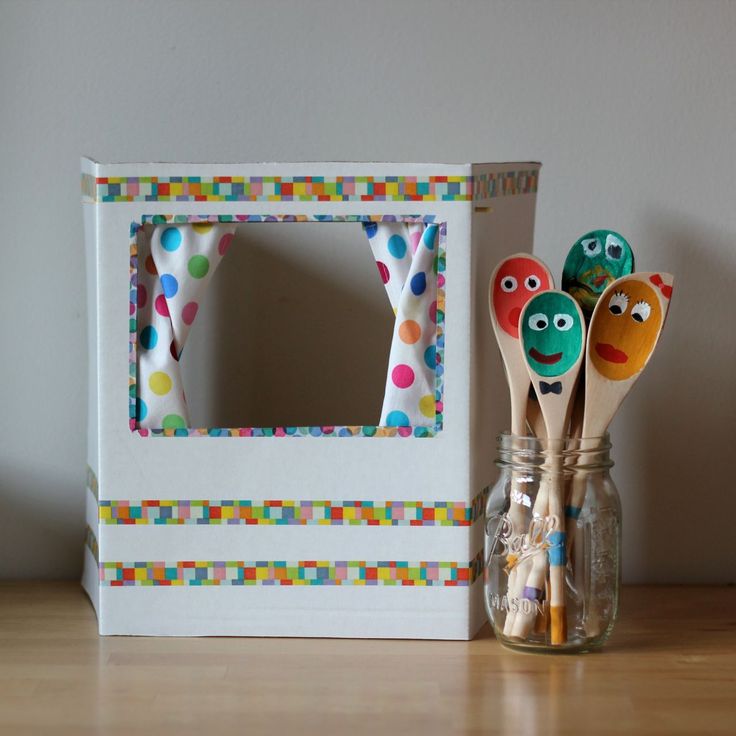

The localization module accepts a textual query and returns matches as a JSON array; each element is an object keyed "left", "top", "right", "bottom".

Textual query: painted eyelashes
[{"left": 589, "top": 278, "right": 664, "bottom": 380}]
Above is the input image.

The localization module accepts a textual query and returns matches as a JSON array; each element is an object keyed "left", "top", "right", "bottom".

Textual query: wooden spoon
[
  {"left": 488, "top": 254, "right": 554, "bottom": 435},
  {"left": 563, "top": 230, "right": 636, "bottom": 436},
  {"left": 488, "top": 254, "right": 553, "bottom": 636},
  {"left": 567, "top": 272, "right": 675, "bottom": 520},
  {"left": 569, "top": 272, "right": 673, "bottom": 637},
  {"left": 514, "top": 290, "right": 586, "bottom": 645}
]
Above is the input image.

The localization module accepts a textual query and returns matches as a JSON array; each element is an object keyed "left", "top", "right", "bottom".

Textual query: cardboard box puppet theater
[{"left": 81, "top": 159, "right": 541, "bottom": 638}]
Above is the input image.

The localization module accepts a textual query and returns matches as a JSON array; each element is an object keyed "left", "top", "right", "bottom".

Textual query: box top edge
[{"left": 81, "top": 159, "right": 541, "bottom": 169}]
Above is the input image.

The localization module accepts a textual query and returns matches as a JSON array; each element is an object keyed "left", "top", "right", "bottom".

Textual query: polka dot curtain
[
  {"left": 136, "top": 223, "right": 236, "bottom": 429},
  {"left": 363, "top": 222, "right": 439, "bottom": 427},
  {"left": 136, "top": 221, "right": 438, "bottom": 430}
]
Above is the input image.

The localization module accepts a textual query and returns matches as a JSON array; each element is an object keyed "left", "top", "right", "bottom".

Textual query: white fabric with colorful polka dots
[
  {"left": 136, "top": 223, "right": 236, "bottom": 429},
  {"left": 364, "top": 222, "right": 439, "bottom": 427}
]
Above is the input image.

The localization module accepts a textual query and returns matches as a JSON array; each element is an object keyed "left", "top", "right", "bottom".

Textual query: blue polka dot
[
  {"left": 386, "top": 410, "right": 410, "bottom": 427},
  {"left": 136, "top": 397, "right": 147, "bottom": 422},
  {"left": 161, "top": 227, "right": 182, "bottom": 252},
  {"left": 363, "top": 222, "right": 378, "bottom": 238},
  {"left": 424, "top": 345, "right": 436, "bottom": 370},
  {"left": 410, "top": 272, "right": 427, "bottom": 296},
  {"left": 160, "top": 274, "right": 178, "bottom": 298},
  {"left": 422, "top": 225, "right": 437, "bottom": 250},
  {"left": 140, "top": 325, "right": 158, "bottom": 350},
  {"left": 387, "top": 234, "right": 407, "bottom": 259}
]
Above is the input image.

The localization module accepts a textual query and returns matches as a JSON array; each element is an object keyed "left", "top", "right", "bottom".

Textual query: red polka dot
[
  {"left": 145, "top": 255, "right": 157, "bottom": 275},
  {"left": 155, "top": 294, "right": 169, "bottom": 317},
  {"left": 376, "top": 261, "right": 390, "bottom": 284},
  {"left": 129, "top": 300, "right": 135, "bottom": 316},
  {"left": 437, "top": 273, "right": 445, "bottom": 288},
  {"left": 429, "top": 301, "right": 437, "bottom": 324},
  {"left": 392, "top": 364, "right": 415, "bottom": 389},
  {"left": 137, "top": 283, "right": 147, "bottom": 309},
  {"left": 218, "top": 233, "right": 234, "bottom": 257},
  {"left": 182, "top": 301, "right": 199, "bottom": 325},
  {"left": 398, "top": 426, "right": 413, "bottom": 437}
]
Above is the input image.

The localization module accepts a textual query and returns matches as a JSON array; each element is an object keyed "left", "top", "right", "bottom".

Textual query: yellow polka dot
[
  {"left": 149, "top": 371, "right": 172, "bottom": 396},
  {"left": 419, "top": 394, "right": 435, "bottom": 418},
  {"left": 192, "top": 222, "right": 214, "bottom": 234}
]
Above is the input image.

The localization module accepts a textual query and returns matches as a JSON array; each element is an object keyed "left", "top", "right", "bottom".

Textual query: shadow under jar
[{"left": 484, "top": 433, "right": 621, "bottom": 653}]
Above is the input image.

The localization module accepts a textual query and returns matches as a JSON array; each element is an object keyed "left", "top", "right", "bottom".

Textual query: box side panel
[
  {"left": 469, "top": 164, "right": 540, "bottom": 636},
  {"left": 469, "top": 163, "right": 540, "bottom": 498},
  {"left": 82, "top": 171, "right": 101, "bottom": 620}
]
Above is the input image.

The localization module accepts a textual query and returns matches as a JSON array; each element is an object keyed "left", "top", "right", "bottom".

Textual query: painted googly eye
[
  {"left": 524, "top": 275, "right": 542, "bottom": 291},
  {"left": 528, "top": 313, "right": 549, "bottom": 331},
  {"left": 500, "top": 275, "right": 518, "bottom": 293},
  {"left": 608, "top": 290, "right": 629, "bottom": 316},
  {"left": 582, "top": 238, "right": 602, "bottom": 258},
  {"left": 553, "top": 314, "right": 574, "bottom": 331},
  {"left": 605, "top": 234, "right": 624, "bottom": 261},
  {"left": 631, "top": 300, "right": 651, "bottom": 323}
]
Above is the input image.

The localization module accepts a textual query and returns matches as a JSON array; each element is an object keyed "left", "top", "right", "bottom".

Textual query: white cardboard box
[{"left": 81, "top": 159, "right": 540, "bottom": 638}]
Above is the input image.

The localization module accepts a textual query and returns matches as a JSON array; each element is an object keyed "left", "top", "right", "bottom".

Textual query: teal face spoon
[{"left": 517, "top": 290, "right": 586, "bottom": 645}]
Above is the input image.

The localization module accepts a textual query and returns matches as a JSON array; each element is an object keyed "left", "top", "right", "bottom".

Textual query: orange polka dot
[
  {"left": 399, "top": 320, "right": 421, "bottom": 344},
  {"left": 145, "top": 255, "right": 157, "bottom": 275}
]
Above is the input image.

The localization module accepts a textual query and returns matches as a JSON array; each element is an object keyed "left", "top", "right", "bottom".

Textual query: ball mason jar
[{"left": 484, "top": 433, "right": 621, "bottom": 653}]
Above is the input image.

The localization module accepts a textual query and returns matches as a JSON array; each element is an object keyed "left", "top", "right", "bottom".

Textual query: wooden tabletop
[{"left": 0, "top": 583, "right": 734, "bottom": 735}]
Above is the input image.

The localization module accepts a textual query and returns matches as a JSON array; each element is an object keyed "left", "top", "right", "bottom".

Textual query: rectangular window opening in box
[{"left": 130, "top": 216, "right": 447, "bottom": 437}]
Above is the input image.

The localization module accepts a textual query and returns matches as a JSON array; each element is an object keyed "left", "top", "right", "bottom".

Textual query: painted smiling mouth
[
  {"left": 596, "top": 342, "right": 628, "bottom": 363},
  {"left": 529, "top": 347, "right": 562, "bottom": 364}
]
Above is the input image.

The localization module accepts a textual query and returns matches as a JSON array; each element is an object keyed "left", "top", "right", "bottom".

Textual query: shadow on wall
[
  {"left": 614, "top": 209, "right": 736, "bottom": 583},
  {"left": 0, "top": 463, "right": 82, "bottom": 580},
  {"left": 182, "top": 223, "right": 395, "bottom": 428}
]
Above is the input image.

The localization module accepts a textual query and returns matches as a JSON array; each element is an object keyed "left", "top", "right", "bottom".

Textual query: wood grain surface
[{"left": 0, "top": 583, "right": 734, "bottom": 735}]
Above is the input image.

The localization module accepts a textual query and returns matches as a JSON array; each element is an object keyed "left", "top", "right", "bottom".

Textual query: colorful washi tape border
[
  {"left": 85, "top": 524, "right": 99, "bottom": 563},
  {"left": 82, "top": 170, "right": 538, "bottom": 203},
  {"left": 100, "top": 550, "right": 484, "bottom": 587},
  {"left": 128, "top": 215, "right": 446, "bottom": 438},
  {"left": 99, "top": 491, "right": 487, "bottom": 527}
]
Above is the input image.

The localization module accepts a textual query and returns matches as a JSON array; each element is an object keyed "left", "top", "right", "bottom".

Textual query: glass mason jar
[{"left": 484, "top": 433, "right": 621, "bottom": 653}]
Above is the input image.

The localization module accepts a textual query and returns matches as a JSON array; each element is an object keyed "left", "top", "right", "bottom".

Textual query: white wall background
[{"left": 1, "top": 0, "right": 734, "bottom": 582}]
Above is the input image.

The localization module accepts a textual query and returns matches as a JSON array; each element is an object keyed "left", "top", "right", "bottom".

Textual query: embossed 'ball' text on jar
[{"left": 484, "top": 433, "right": 621, "bottom": 653}]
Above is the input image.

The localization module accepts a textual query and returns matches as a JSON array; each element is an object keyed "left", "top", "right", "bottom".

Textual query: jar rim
[{"left": 495, "top": 432, "right": 613, "bottom": 469}]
